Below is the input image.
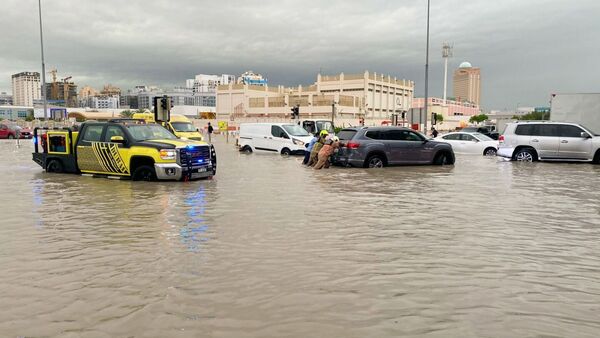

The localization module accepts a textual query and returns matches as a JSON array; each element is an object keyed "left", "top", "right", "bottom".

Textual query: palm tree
[{"left": 120, "top": 110, "right": 133, "bottom": 118}]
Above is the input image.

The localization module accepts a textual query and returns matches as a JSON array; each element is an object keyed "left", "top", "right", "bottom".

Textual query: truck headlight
[
  {"left": 293, "top": 138, "right": 304, "bottom": 146},
  {"left": 159, "top": 149, "right": 176, "bottom": 160}
]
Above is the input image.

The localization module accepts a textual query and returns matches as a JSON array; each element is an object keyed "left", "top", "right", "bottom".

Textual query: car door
[
  {"left": 385, "top": 129, "right": 424, "bottom": 164},
  {"left": 270, "top": 125, "right": 289, "bottom": 152},
  {"left": 100, "top": 125, "right": 131, "bottom": 175},
  {"left": 530, "top": 124, "right": 559, "bottom": 159},
  {"left": 440, "top": 133, "right": 462, "bottom": 152},
  {"left": 557, "top": 125, "right": 592, "bottom": 160},
  {"left": 0, "top": 124, "right": 7, "bottom": 138},
  {"left": 76, "top": 124, "right": 107, "bottom": 173},
  {"left": 460, "top": 134, "right": 480, "bottom": 153}
]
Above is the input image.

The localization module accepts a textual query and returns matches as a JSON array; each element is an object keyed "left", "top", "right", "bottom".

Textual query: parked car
[
  {"left": 436, "top": 132, "right": 498, "bottom": 156},
  {"left": 497, "top": 121, "right": 600, "bottom": 163},
  {"left": 0, "top": 123, "right": 17, "bottom": 139},
  {"left": 332, "top": 126, "right": 455, "bottom": 167},
  {"left": 238, "top": 123, "right": 314, "bottom": 155},
  {"left": 461, "top": 126, "right": 499, "bottom": 140},
  {"left": 13, "top": 126, "right": 33, "bottom": 139}
]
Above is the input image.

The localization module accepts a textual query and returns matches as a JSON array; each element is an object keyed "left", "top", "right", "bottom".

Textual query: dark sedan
[{"left": 333, "top": 126, "right": 455, "bottom": 167}]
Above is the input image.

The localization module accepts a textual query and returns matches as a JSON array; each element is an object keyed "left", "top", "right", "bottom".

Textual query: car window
[
  {"left": 472, "top": 133, "right": 494, "bottom": 141},
  {"left": 537, "top": 124, "right": 559, "bottom": 137},
  {"left": 442, "top": 134, "right": 460, "bottom": 140},
  {"left": 104, "top": 126, "right": 126, "bottom": 142},
  {"left": 271, "top": 125, "right": 288, "bottom": 138},
  {"left": 337, "top": 130, "right": 357, "bottom": 140},
  {"left": 81, "top": 125, "right": 104, "bottom": 142},
  {"left": 365, "top": 130, "right": 381, "bottom": 139},
  {"left": 559, "top": 125, "right": 584, "bottom": 138},
  {"left": 385, "top": 130, "right": 422, "bottom": 141},
  {"left": 460, "top": 134, "right": 475, "bottom": 141},
  {"left": 515, "top": 125, "right": 534, "bottom": 136}
]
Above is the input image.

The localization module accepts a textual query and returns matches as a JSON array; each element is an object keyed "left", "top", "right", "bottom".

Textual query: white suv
[{"left": 497, "top": 121, "right": 600, "bottom": 163}]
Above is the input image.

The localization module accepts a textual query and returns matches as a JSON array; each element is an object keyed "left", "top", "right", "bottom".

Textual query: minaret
[{"left": 442, "top": 43, "right": 453, "bottom": 106}]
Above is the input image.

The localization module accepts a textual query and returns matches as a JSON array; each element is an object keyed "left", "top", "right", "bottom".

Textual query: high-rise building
[
  {"left": 47, "top": 78, "right": 78, "bottom": 107},
  {"left": 452, "top": 62, "right": 480, "bottom": 105},
  {"left": 11, "top": 72, "right": 41, "bottom": 106},
  {"left": 100, "top": 84, "right": 121, "bottom": 97}
]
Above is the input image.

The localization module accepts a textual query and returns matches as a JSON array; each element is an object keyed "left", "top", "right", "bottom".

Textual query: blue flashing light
[
  {"left": 32, "top": 136, "right": 37, "bottom": 144},
  {"left": 186, "top": 145, "right": 195, "bottom": 150},
  {"left": 197, "top": 159, "right": 203, "bottom": 163}
]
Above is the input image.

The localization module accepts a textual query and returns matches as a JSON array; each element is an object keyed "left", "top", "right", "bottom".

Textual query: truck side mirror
[{"left": 110, "top": 135, "right": 126, "bottom": 144}]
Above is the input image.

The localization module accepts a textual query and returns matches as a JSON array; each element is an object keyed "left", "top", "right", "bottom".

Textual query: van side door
[{"left": 270, "top": 125, "right": 289, "bottom": 152}]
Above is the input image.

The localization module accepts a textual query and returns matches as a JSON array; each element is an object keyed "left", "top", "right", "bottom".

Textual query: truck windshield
[
  {"left": 316, "top": 121, "right": 334, "bottom": 133},
  {"left": 127, "top": 124, "right": 177, "bottom": 141},
  {"left": 282, "top": 124, "right": 310, "bottom": 136},
  {"left": 171, "top": 122, "right": 196, "bottom": 132}
]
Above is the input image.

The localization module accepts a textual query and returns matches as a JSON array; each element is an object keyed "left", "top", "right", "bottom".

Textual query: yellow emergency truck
[
  {"left": 132, "top": 112, "right": 204, "bottom": 141},
  {"left": 32, "top": 119, "right": 216, "bottom": 181}
]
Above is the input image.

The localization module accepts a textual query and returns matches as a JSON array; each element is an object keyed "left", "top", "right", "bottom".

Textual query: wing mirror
[
  {"left": 110, "top": 135, "right": 126, "bottom": 144},
  {"left": 581, "top": 132, "right": 591, "bottom": 139}
]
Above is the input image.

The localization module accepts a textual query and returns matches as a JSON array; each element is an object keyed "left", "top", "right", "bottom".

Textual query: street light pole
[
  {"left": 423, "top": 0, "right": 430, "bottom": 134},
  {"left": 38, "top": 0, "right": 48, "bottom": 121}
]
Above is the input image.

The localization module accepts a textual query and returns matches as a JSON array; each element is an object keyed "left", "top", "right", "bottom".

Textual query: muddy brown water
[{"left": 1, "top": 137, "right": 600, "bottom": 337}]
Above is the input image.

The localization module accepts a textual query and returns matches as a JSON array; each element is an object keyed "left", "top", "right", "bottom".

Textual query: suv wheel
[
  {"left": 365, "top": 155, "right": 385, "bottom": 168},
  {"left": 514, "top": 148, "right": 535, "bottom": 162}
]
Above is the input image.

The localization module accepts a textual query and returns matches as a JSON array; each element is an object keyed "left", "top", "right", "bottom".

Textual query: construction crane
[{"left": 47, "top": 68, "right": 57, "bottom": 83}]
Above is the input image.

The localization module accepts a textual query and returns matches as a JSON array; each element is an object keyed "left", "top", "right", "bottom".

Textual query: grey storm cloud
[{"left": 1, "top": 0, "right": 599, "bottom": 109}]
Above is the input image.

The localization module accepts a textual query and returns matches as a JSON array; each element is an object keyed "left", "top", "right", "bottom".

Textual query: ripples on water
[{"left": 1, "top": 139, "right": 600, "bottom": 337}]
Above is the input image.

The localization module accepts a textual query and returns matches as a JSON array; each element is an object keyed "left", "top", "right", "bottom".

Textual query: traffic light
[
  {"left": 154, "top": 95, "right": 171, "bottom": 122},
  {"left": 290, "top": 105, "right": 299, "bottom": 118},
  {"left": 432, "top": 112, "right": 437, "bottom": 125},
  {"left": 401, "top": 111, "right": 406, "bottom": 120}
]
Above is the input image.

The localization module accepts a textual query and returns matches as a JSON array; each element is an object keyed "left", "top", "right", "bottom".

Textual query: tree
[
  {"left": 434, "top": 113, "right": 444, "bottom": 125},
  {"left": 469, "top": 114, "right": 488, "bottom": 124},
  {"left": 135, "top": 108, "right": 148, "bottom": 115},
  {"left": 120, "top": 110, "right": 133, "bottom": 118}
]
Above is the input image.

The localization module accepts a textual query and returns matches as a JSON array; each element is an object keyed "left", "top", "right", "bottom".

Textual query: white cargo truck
[{"left": 550, "top": 93, "right": 600, "bottom": 135}]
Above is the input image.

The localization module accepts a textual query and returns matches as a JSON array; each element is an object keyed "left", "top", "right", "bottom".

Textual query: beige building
[
  {"left": 453, "top": 62, "right": 481, "bottom": 105},
  {"left": 100, "top": 84, "right": 121, "bottom": 97},
  {"left": 11, "top": 72, "right": 41, "bottom": 106},
  {"left": 216, "top": 71, "right": 414, "bottom": 121},
  {"left": 79, "top": 86, "right": 98, "bottom": 98}
]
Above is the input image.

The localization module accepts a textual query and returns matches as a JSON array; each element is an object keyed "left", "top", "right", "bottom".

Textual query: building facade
[
  {"left": 47, "top": 80, "right": 78, "bottom": 107},
  {"left": 11, "top": 72, "right": 41, "bottom": 106},
  {"left": 216, "top": 71, "right": 414, "bottom": 120},
  {"left": 80, "top": 96, "right": 120, "bottom": 109},
  {"left": 0, "top": 106, "right": 34, "bottom": 120},
  {"left": 0, "top": 92, "right": 13, "bottom": 105},
  {"left": 453, "top": 62, "right": 481, "bottom": 105},
  {"left": 79, "top": 86, "right": 98, "bottom": 98}
]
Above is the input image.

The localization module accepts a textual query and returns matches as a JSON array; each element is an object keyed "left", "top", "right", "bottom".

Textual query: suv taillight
[
  {"left": 346, "top": 142, "right": 360, "bottom": 149},
  {"left": 499, "top": 135, "right": 505, "bottom": 144}
]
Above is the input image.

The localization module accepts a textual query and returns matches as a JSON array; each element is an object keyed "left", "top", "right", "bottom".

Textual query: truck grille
[{"left": 178, "top": 146, "right": 210, "bottom": 166}]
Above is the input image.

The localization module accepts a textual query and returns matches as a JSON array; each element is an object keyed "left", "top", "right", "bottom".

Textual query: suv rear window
[{"left": 337, "top": 129, "right": 357, "bottom": 140}]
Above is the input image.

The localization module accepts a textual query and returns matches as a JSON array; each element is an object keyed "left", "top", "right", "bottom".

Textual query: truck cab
[
  {"left": 32, "top": 119, "right": 216, "bottom": 181},
  {"left": 132, "top": 113, "right": 203, "bottom": 141}
]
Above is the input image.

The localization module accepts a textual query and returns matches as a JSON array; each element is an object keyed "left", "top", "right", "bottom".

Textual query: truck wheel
[
  {"left": 132, "top": 165, "right": 157, "bottom": 181},
  {"left": 46, "top": 159, "right": 63, "bottom": 173}
]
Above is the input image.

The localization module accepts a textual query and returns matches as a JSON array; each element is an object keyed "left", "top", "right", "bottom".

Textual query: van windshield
[
  {"left": 171, "top": 122, "right": 196, "bottom": 132},
  {"left": 282, "top": 124, "right": 310, "bottom": 136}
]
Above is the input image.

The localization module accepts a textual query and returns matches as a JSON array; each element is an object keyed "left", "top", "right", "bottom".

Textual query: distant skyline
[{"left": 1, "top": 0, "right": 599, "bottom": 110}]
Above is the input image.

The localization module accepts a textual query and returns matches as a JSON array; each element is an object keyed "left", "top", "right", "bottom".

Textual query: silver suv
[
  {"left": 497, "top": 121, "right": 600, "bottom": 163},
  {"left": 333, "top": 126, "right": 455, "bottom": 167}
]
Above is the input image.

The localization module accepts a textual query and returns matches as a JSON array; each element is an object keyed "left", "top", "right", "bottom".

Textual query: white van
[
  {"left": 238, "top": 123, "right": 314, "bottom": 155},
  {"left": 301, "top": 119, "right": 335, "bottom": 135}
]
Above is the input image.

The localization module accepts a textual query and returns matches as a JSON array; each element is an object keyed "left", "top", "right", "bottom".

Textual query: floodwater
[{"left": 1, "top": 136, "right": 600, "bottom": 338}]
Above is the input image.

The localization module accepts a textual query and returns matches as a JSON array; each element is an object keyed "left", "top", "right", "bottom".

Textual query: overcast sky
[{"left": 1, "top": 0, "right": 599, "bottom": 110}]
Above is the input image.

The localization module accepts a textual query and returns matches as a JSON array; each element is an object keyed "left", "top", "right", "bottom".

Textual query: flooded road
[{"left": 1, "top": 137, "right": 600, "bottom": 337}]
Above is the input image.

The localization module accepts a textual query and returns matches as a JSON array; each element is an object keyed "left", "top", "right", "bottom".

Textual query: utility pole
[
  {"left": 442, "top": 42, "right": 453, "bottom": 107},
  {"left": 423, "top": 0, "right": 430, "bottom": 134},
  {"left": 38, "top": 0, "right": 48, "bottom": 121}
]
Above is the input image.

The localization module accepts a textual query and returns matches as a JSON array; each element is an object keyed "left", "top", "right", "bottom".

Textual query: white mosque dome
[{"left": 459, "top": 61, "right": 472, "bottom": 68}]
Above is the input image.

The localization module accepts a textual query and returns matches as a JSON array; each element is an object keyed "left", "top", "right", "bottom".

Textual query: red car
[
  {"left": 0, "top": 124, "right": 17, "bottom": 139},
  {"left": 16, "top": 126, "right": 33, "bottom": 139}
]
